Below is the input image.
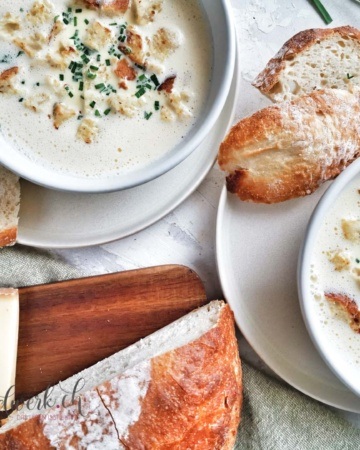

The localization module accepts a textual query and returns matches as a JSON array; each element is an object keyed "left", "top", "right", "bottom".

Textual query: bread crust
[
  {"left": 218, "top": 89, "right": 360, "bottom": 204},
  {"left": 0, "top": 304, "right": 242, "bottom": 449},
  {"left": 325, "top": 292, "right": 360, "bottom": 333},
  {"left": 0, "top": 227, "right": 17, "bottom": 247},
  {"left": 253, "top": 26, "right": 360, "bottom": 95}
]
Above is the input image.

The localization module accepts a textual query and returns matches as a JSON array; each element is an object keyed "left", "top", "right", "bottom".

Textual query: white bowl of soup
[
  {"left": 0, "top": 0, "right": 235, "bottom": 192},
  {"left": 298, "top": 159, "right": 360, "bottom": 397}
]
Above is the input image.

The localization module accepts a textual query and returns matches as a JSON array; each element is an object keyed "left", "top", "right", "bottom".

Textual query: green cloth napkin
[{"left": 1, "top": 246, "right": 360, "bottom": 449}]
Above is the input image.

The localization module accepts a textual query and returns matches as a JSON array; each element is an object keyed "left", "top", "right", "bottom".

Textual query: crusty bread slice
[
  {"left": 0, "top": 301, "right": 242, "bottom": 449},
  {"left": 218, "top": 88, "right": 360, "bottom": 204},
  {"left": 253, "top": 26, "right": 360, "bottom": 102},
  {"left": 0, "top": 166, "right": 20, "bottom": 247}
]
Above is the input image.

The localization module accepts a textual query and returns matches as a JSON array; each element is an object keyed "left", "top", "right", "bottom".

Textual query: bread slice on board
[
  {"left": 253, "top": 26, "right": 360, "bottom": 102},
  {"left": 0, "top": 300, "right": 242, "bottom": 449},
  {"left": 218, "top": 88, "right": 360, "bottom": 204},
  {"left": 0, "top": 166, "right": 20, "bottom": 247}
]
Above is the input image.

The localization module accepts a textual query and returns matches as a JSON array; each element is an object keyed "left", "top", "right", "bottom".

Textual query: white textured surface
[{"left": 49, "top": 0, "right": 360, "bottom": 426}]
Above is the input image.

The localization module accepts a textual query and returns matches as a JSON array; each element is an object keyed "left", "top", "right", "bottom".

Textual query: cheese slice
[{"left": 0, "top": 289, "right": 19, "bottom": 411}]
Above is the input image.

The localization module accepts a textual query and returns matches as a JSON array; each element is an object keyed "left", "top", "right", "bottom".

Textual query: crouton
[
  {"left": 133, "top": 0, "right": 163, "bottom": 25},
  {"left": 327, "top": 250, "right": 351, "bottom": 272},
  {"left": 77, "top": 118, "right": 99, "bottom": 143},
  {"left": 114, "top": 59, "right": 136, "bottom": 81},
  {"left": 27, "top": 0, "right": 54, "bottom": 25},
  {"left": 342, "top": 219, "right": 360, "bottom": 242},
  {"left": 325, "top": 292, "right": 360, "bottom": 333},
  {"left": 119, "top": 26, "right": 145, "bottom": 66},
  {"left": 13, "top": 33, "right": 47, "bottom": 58},
  {"left": 158, "top": 75, "right": 176, "bottom": 93},
  {"left": 160, "top": 105, "right": 176, "bottom": 122},
  {"left": 109, "top": 94, "right": 144, "bottom": 117},
  {"left": 46, "top": 43, "right": 77, "bottom": 70},
  {"left": 24, "top": 92, "right": 50, "bottom": 112},
  {"left": 0, "top": 13, "right": 21, "bottom": 36},
  {"left": 168, "top": 90, "right": 192, "bottom": 119},
  {"left": 0, "top": 67, "right": 19, "bottom": 94},
  {"left": 81, "top": 0, "right": 130, "bottom": 14},
  {"left": 49, "top": 20, "right": 65, "bottom": 42},
  {"left": 53, "top": 103, "right": 76, "bottom": 129},
  {"left": 83, "top": 21, "right": 112, "bottom": 51},
  {"left": 151, "top": 28, "right": 180, "bottom": 61},
  {"left": 101, "top": 0, "right": 130, "bottom": 15}
]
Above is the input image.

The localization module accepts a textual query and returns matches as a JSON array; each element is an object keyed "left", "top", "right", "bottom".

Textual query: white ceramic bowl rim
[
  {"left": 298, "top": 158, "right": 360, "bottom": 397},
  {"left": 0, "top": 0, "right": 236, "bottom": 193}
]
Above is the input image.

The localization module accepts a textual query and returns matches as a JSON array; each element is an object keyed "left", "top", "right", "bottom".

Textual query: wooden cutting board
[{"left": 16, "top": 265, "right": 207, "bottom": 401}]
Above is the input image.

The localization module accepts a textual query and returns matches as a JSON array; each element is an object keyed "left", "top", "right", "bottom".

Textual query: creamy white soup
[
  {"left": 0, "top": 0, "right": 212, "bottom": 177},
  {"left": 310, "top": 178, "right": 360, "bottom": 375}
]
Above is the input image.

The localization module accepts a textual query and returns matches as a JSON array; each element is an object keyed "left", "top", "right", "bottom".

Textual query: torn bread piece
[
  {"left": 53, "top": 103, "right": 76, "bottom": 129},
  {"left": 81, "top": 0, "right": 130, "bottom": 15},
  {"left": 83, "top": 20, "right": 112, "bottom": 51},
  {"left": 0, "top": 301, "right": 242, "bottom": 450},
  {"left": 0, "top": 167, "right": 20, "bottom": 247},
  {"left": 0, "top": 67, "right": 19, "bottom": 94},
  {"left": 119, "top": 26, "right": 146, "bottom": 66},
  {"left": 151, "top": 27, "right": 181, "bottom": 61},
  {"left": 325, "top": 292, "right": 360, "bottom": 333},
  {"left": 133, "top": 0, "right": 163, "bottom": 25},
  {"left": 77, "top": 118, "right": 99, "bottom": 143},
  {"left": 218, "top": 88, "right": 360, "bottom": 204},
  {"left": 253, "top": 26, "right": 360, "bottom": 102}
]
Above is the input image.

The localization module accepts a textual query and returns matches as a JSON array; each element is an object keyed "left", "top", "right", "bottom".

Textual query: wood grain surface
[{"left": 15, "top": 265, "right": 207, "bottom": 401}]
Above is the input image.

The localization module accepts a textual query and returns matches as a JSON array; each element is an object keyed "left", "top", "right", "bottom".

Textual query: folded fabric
[{"left": 1, "top": 245, "right": 360, "bottom": 449}]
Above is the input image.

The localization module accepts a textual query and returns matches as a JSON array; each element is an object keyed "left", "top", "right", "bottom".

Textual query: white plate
[
  {"left": 17, "top": 41, "right": 239, "bottom": 248},
  {"left": 216, "top": 0, "right": 360, "bottom": 412}
]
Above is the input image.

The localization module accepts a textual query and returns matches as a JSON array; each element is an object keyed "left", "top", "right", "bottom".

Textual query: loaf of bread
[
  {"left": 0, "top": 300, "right": 242, "bottom": 449},
  {"left": 253, "top": 26, "right": 360, "bottom": 102},
  {"left": 0, "top": 166, "right": 20, "bottom": 247},
  {"left": 218, "top": 88, "right": 360, "bottom": 204}
]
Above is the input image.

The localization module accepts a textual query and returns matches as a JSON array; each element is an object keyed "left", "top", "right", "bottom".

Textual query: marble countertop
[{"left": 51, "top": 0, "right": 360, "bottom": 429}]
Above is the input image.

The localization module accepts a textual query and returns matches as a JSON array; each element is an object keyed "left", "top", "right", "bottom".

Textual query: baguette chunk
[
  {"left": 219, "top": 89, "right": 360, "bottom": 204},
  {"left": 253, "top": 26, "right": 360, "bottom": 102}
]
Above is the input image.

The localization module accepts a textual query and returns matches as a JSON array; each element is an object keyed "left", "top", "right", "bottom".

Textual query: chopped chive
[
  {"left": 104, "top": 108, "right": 111, "bottom": 115},
  {"left": 81, "top": 54, "right": 90, "bottom": 64},
  {"left": 356, "top": 258, "right": 360, "bottom": 264},
  {"left": 16, "top": 51, "right": 24, "bottom": 57},
  {"left": 105, "top": 59, "right": 111, "bottom": 66},
  {"left": 80, "top": 95, "right": 85, "bottom": 99},
  {"left": 144, "top": 111, "right": 152, "bottom": 120},
  {"left": 68, "top": 91, "right": 74, "bottom": 98},
  {"left": 90, "top": 65, "right": 99, "bottom": 71},
  {"left": 97, "top": 54, "right": 101, "bottom": 62},
  {"left": 35, "top": 82, "right": 40, "bottom": 86},
  {"left": 54, "top": 15, "right": 59, "bottom": 22},
  {"left": 154, "top": 101, "right": 160, "bottom": 111},
  {"left": 73, "top": 17, "right": 77, "bottom": 26},
  {"left": 86, "top": 71, "right": 97, "bottom": 79},
  {"left": 138, "top": 74, "right": 146, "bottom": 81},
  {"left": 63, "top": 18, "right": 69, "bottom": 25},
  {"left": 95, "top": 83, "right": 105, "bottom": 89},
  {"left": 90, "top": 101, "right": 96, "bottom": 108},
  {"left": 109, "top": 22, "right": 117, "bottom": 26},
  {"left": 21, "top": 80, "right": 25, "bottom": 84},
  {"left": 135, "top": 87, "right": 146, "bottom": 98},
  {"left": 150, "top": 74, "right": 159, "bottom": 87},
  {"left": 19, "top": 98, "right": 24, "bottom": 102},
  {"left": 65, "top": 85, "right": 70, "bottom": 91},
  {"left": 347, "top": 73, "right": 355, "bottom": 79},
  {"left": 59, "top": 74, "right": 64, "bottom": 81},
  {"left": 84, "top": 18, "right": 89, "bottom": 25},
  {"left": 79, "top": 81, "right": 84, "bottom": 91},
  {"left": 68, "top": 7, "right": 72, "bottom": 12},
  {"left": 75, "top": 8, "right": 82, "bottom": 13},
  {"left": 78, "top": 114, "right": 83, "bottom": 120},
  {"left": 311, "top": 0, "right": 332, "bottom": 25},
  {"left": 95, "top": 109, "right": 101, "bottom": 117},
  {"left": 20, "top": 8, "right": 24, "bottom": 12}
]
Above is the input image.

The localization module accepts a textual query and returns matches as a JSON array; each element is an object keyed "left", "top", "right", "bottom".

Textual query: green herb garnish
[
  {"left": 89, "top": 101, "right": 96, "bottom": 108},
  {"left": 144, "top": 111, "right": 152, "bottom": 120},
  {"left": 347, "top": 73, "right": 355, "bottom": 80},
  {"left": 95, "top": 109, "right": 101, "bottom": 117},
  {"left": 154, "top": 101, "right": 160, "bottom": 111},
  {"left": 104, "top": 108, "right": 111, "bottom": 115},
  {"left": 311, "top": 0, "right": 332, "bottom": 25}
]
